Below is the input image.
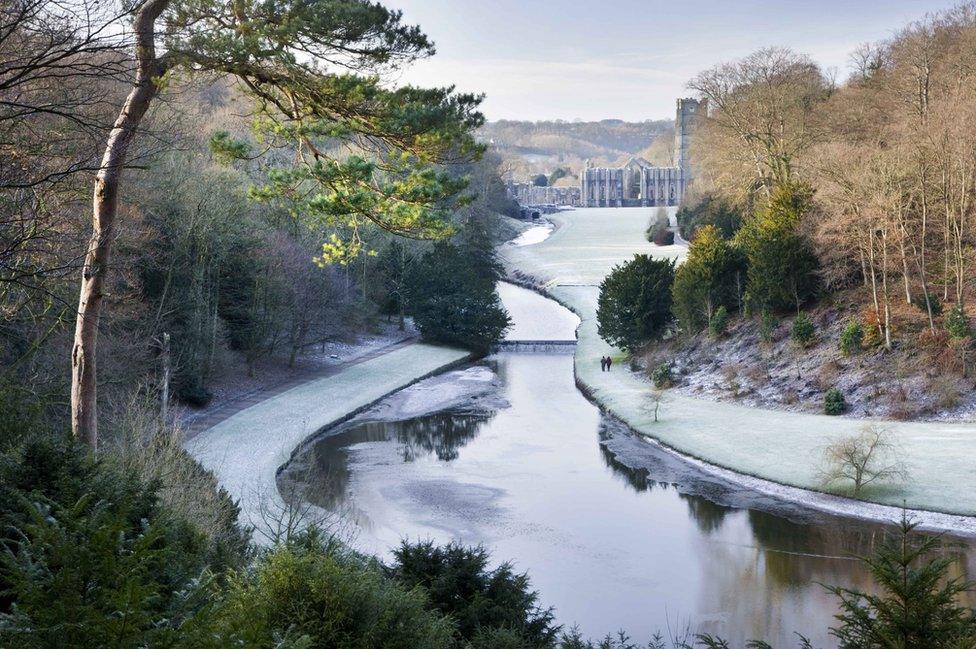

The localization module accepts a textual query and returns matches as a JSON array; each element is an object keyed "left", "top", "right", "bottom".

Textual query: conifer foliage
[
  {"left": 828, "top": 515, "right": 976, "bottom": 648},
  {"left": 597, "top": 255, "right": 676, "bottom": 352}
]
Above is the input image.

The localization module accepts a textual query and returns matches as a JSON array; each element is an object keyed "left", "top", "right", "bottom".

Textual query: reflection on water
[
  {"left": 287, "top": 411, "right": 490, "bottom": 510},
  {"left": 284, "top": 281, "right": 976, "bottom": 646},
  {"left": 285, "top": 352, "right": 976, "bottom": 647}
]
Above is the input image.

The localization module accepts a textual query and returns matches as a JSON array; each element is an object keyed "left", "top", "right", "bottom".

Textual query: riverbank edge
[
  {"left": 185, "top": 343, "right": 475, "bottom": 544},
  {"left": 500, "top": 271, "right": 976, "bottom": 537},
  {"left": 180, "top": 331, "right": 420, "bottom": 440},
  {"left": 277, "top": 355, "right": 485, "bottom": 474}
]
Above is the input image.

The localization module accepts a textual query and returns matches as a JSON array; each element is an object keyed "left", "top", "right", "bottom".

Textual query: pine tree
[
  {"left": 829, "top": 514, "right": 976, "bottom": 648},
  {"left": 72, "top": 0, "right": 484, "bottom": 446}
]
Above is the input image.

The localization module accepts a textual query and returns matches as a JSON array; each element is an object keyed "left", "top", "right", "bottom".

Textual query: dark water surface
[{"left": 285, "top": 286, "right": 976, "bottom": 647}]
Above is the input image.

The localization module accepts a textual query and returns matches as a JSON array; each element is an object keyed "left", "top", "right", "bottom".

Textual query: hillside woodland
[
  {"left": 614, "top": 4, "right": 976, "bottom": 421},
  {"left": 4, "top": 1, "right": 976, "bottom": 647}
]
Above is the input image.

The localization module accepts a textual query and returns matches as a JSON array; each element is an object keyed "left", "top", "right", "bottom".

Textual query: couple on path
[{"left": 600, "top": 356, "right": 613, "bottom": 372}]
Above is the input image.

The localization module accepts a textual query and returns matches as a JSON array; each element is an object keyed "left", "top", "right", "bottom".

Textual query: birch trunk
[
  {"left": 867, "top": 226, "right": 883, "bottom": 345},
  {"left": 160, "top": 332, "right": 171, "bottom": 422},
  {"left": 880, "top": 221, "right": 892, "bottom": 350}
]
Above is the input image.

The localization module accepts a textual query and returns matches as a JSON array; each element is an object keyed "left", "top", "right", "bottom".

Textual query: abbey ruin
[{"left": 580, "top": 98, "right": 702, "bottom": 207}]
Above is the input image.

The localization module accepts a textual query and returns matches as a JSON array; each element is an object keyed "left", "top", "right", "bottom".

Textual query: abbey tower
[
  {"left": 674, "top": 97, "right": 703, "bottom": 201},
  {"left": 579, "top": 97, "right": 704, "bottom": 208}
]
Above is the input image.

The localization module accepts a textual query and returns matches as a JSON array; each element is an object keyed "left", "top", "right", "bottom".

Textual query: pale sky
[{"left": 387, "top": 0, "right": 960, "bottom": 121}]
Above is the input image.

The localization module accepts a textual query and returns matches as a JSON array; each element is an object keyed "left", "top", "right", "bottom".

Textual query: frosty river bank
[
  {"left": 501, "top": 208, "right": 976, "bottom": 521},
  {"left": 282, "top": 280, "right": 976, "bottom": 647},
  {"left": 190, "top": 207, "right": 976, "bottom": 646}
]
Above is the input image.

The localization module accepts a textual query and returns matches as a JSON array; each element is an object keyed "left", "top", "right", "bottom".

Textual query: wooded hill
[
  {"left": 632, "top": 3, "right": 976, "bottom": 420},
  {"left": 480, "top": 119, "right": 673, "bottom": 178}
]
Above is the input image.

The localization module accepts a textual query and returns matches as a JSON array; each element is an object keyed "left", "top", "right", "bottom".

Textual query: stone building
[
  {"left": 580, "top": 98, "right": 703, "bottom": 207},
  {"left": 509, "top": 182, "right": 580, "bottom": 207}
]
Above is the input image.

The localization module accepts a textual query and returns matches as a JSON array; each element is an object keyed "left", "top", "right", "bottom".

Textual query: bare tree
[
  {"left": 1, "top": 0, "right": 127, "bottom": 334},
  {"left": 810, "top": 7, "right": 976, "bottom": 342},
  {"left": 0, "top": 0, "right": 128, "bottom": 191},
  {"left": 646, "top": 388, "right": 668, "bottom": 423},
  {"left": 637, "top": 385, "right": 670, "bottom": 423},
  {"left": 71, "top": 0, "right": 168, "bottom": 447},
  {"left": 849, "top": 42, "right": 888, "bottom": 83},
  {"left": 820, "top": 424, "right": 907, "bottom": 498},
  {"left": 688, "top": 47, "right": 829, "bottom": 201},
  {"left": 255, "top": 471, "right": 351, "bottom": 546},
  {"left": 271, "top": 232, "right": 346, "bottom": 367}
]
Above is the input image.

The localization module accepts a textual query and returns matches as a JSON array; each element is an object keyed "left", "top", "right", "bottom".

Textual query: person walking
[
  {"left": 606, "top": 356, "right": 612, "bottom": 371},
  {"left": 600, "top": 356, "right": 607, "bottom": 372}
]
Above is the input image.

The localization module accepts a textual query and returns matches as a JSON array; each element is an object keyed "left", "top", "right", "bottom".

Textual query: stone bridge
[{"left": 492, "top": 339, "right": 577, "bottom": 353}]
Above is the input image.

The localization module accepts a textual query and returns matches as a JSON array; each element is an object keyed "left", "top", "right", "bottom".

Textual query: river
[{"left": 281, "top": 281, "right": 976, "bottom": 647}]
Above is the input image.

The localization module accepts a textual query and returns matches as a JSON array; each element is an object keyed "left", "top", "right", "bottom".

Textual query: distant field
[{"left": 500, "top": 207, "right": 683, "bottom": 286}]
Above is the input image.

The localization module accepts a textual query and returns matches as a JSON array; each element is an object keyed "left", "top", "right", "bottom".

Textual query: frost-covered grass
[
  {"left": 509, "top": 223, "right": 553, "bottom": 247},
  {"left": 555, "top": 285, "right": 976, "bottom": 516},
  {"left": 185, "top": 343, "right": 470, "bottom": 539},
  {"left": 500, "top": 207, "right": 685, "bottom": 286},
  {"left": 508, "top": 207, "right": 976, "bottom": 518},
  {"left": 497, "top": 281, "right": 578, "bottom": 342}
]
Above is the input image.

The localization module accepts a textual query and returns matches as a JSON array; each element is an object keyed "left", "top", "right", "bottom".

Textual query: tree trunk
[
  {"left": 897, "top": 215, "right": 912, "bottom": 305},
  {"left": 880, "top": 223, "right": 892, "bottom": 350},
  {"left": 867, "top": 226, "right": 884, "bottom": 345},
  {"left": 952, "top": 167, "right": 969, "bottom": 309},
  {"left": 71, "top": 0, "right": 168, "bottom": 447},
  {"left": 859, "top": 246, "right": 868, "bottom": 287},
  {"left": 736, "top": 270, "right": 743, "bottom": 311},
  {"left": 918, "top": 176, "right": 935, "bottom": 331},
  {"left": 160, "top": 332, "right": 171, "bottom": 422},
  {"left": 208, "top": 276, "right": 219, "bottom": 376},
  {"left": 288, "top": 321, "right": 308, "bottom": 367},
  {"left": 943, "top": 180, "right": 951, "bottom": 301}
]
